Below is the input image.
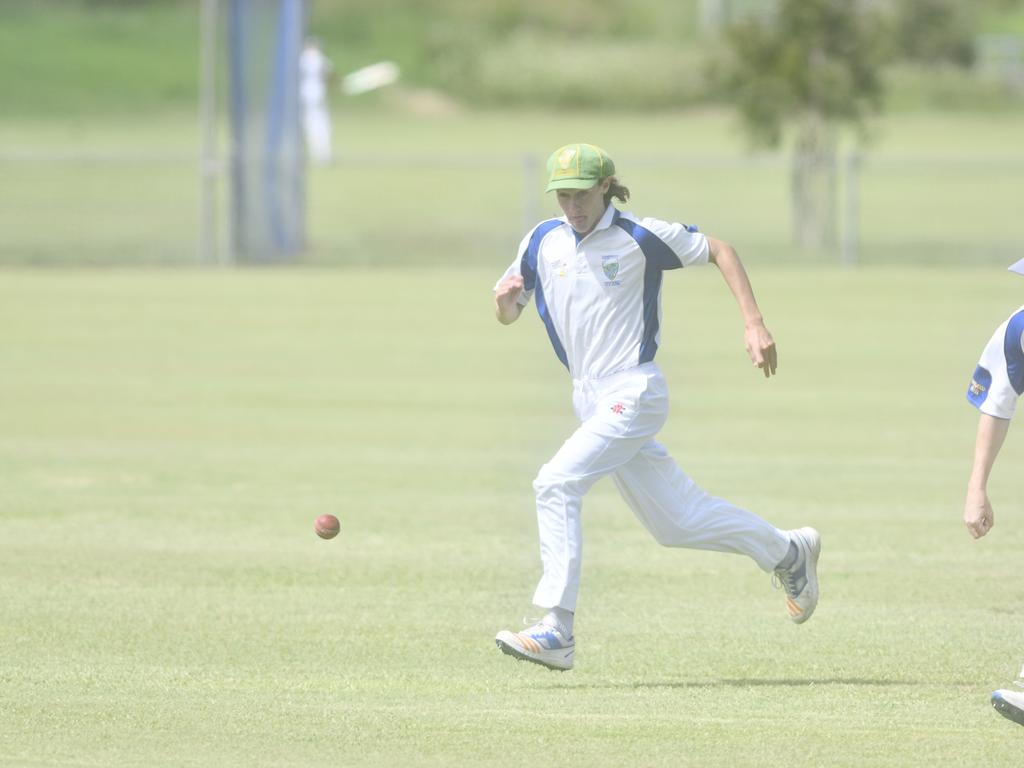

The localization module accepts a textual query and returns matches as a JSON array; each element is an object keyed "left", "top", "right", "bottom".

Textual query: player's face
[{"left": 556, "top": 178, "right": 611, "bottom": 235}]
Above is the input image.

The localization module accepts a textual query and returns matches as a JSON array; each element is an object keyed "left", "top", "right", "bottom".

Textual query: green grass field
[
  {"left": 4, "top": 4, "right": 1024, "bottom": 763},
  {"left": 2, "top": 265, "right": 1023, "bottom": 766}
]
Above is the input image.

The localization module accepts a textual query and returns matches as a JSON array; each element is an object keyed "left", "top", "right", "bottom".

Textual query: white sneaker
[
  {"left": 993, "top": 689, "right": 1024, "bottom": 727},
  {"left": 495, "top": 620, "right": 574, "bottom": 671},
  {"left": 773, "top": 527, "right": 821, "bottom": 624}
]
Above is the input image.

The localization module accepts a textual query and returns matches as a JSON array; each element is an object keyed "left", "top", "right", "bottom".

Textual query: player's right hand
[
  {"left": 964, "top": 487, "right": 994, "bottom": 539},
  {"left": 496, "top": 275, "right": 524, "bottom": 304},
  {"left": 494, "top": 275, "right": 524, "bottom": 324}
]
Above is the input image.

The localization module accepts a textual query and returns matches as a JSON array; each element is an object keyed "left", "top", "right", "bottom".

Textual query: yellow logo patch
[
  {"left": 969, "top": 379, "right": 987, "bottom": 396},
  {"left": 558, "top": 148, "right": 576, "bottom": 169}
]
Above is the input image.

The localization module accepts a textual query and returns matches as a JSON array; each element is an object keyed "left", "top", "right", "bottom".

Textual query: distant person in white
[
  {"left": 491, "top": 143, "right": 822, "bottom": 671},
  {"left": 964, "top": 256, "right": 1024, "bottom": 727},
  {"left": 300, "top": 38, "right": 333, "bottom": 165}
]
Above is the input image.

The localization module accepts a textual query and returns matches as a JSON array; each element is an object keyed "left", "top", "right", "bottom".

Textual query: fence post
[
  {"left": 522, "top": 153, "right": 542, "bottom": 233},
  {"left": 199, "top": 0, "right": 220, "bottom": 265},
  {"left": 841, "top": 150, "right": 860, "bottom": 268}
]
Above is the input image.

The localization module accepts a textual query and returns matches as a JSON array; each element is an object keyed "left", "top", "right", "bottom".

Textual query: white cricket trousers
[{"left": 531, "top": 362, "right": 790, "bottom": 612}]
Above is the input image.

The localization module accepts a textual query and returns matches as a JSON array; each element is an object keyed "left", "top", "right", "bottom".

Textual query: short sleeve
[
  {"left": 968, "top": 307, "right": 1024, "bottom": 420},
  {"left": 638, "top": 217, "right": 710, "bottom": 269},
  {"left": 493, "top": 231, "right": 535, "bottom": 307}
]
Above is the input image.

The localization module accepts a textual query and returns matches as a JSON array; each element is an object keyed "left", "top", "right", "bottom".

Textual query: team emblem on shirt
[
  {"left": 601, "top": 255, "right": 621, "bottom": 286},
  {"left": 611, "top": 403, "right": 625, "bottom": 415},
  {"left": 967, "top": 365, "right": 992, "bottom": 408}
]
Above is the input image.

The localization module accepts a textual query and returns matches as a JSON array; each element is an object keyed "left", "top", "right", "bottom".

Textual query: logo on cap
[{"left": 545, "top": 142, "right": 615, "bottom": 192}]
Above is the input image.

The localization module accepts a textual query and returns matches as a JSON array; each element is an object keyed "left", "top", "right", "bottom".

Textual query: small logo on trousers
[{"left": 611, "top": 403, "right": 625, "bottom": 415}]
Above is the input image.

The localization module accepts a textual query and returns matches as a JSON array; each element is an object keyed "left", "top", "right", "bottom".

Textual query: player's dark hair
[{"left": 604, "top": 177, "right": 630, "bottom": 206}]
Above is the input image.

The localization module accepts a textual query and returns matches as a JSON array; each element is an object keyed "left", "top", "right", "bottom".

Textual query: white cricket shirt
[
  {"left": 967, "top": 305, "right": 1024, "bottom": 419},
  {"left": 497, "top": 205, "right": 709, "bottom": 379}
]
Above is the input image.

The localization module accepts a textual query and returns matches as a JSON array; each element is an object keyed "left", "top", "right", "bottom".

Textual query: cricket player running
[
  {"left": 492, "top": 143, "right": 821, "bottom": 671},
  {"left": 963, "top": 256, "right": 1024, "bottom": 725}
]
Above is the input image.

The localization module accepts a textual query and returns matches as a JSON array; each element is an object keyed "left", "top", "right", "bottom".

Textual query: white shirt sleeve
[
  {"left": 968, "top": 307, "right": 1024, "bottom": 420},
  {"left": 638, "top": 216, "right": 710, "bottom": 268},
  {"left": 493, "top": 231, "right": 535, "bottom": 307}
]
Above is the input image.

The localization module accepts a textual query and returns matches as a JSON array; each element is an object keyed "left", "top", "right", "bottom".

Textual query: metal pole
[
  {"left": 841, "top": 150, "right": 860, "bottom": 268},
  {"left": 522, "top": 153, "right": 542, "bottom": 232},
  {"left": 199, "top": 0, "right": 221, "bottom": 265}
]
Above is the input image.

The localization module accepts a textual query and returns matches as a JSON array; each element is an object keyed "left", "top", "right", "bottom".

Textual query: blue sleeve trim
[
  {"left": 1004, "top": 309, "right": 1024, "bottom": 395},
  {"left": 520, "top": 220, "right": 561, "bottom": 291},
  {"left": 613, "top": 219, "right": 684, "bottom": 270},
  {"left": 967, "top": 365, "right": 992, "bottom": 410},
  {"left": 521, "top": 220, "right": 569, "bottom": 370}
]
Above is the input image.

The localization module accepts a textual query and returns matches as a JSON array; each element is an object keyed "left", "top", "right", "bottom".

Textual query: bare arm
[
  {"left": 707, "top": 237, "right": 777, "bottom": 378},
  {"left": 964, "top": 413, "right": 1011, "bottom": 539},
  {"left": 494, "top": 275, "right": 524, "bottom": 325}
]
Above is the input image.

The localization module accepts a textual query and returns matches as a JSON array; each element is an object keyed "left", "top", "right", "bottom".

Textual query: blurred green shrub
[
  {"left": 884, "top": 0, "right": 978, "bottom": 66},
  {"left": 431, "top": 32, "right": 708, "bottom": 109},
  {"left": 885, "top": 62, "right": 1024, "bottom": 110},
  {"left": 316, "top": 0, "right": 705, "bottom": 109},
  {"left": 1, "top": 0, "right": 1023, "bottom": 116}
]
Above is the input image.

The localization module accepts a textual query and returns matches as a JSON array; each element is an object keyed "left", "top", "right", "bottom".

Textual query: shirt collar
[{"left": 568, "top": 204, "right": 620, "bottom": 244}]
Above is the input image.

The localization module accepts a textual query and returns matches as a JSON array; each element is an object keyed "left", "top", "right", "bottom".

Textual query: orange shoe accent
[
  {"left": 786, "top": 597, "right": 803, "bottom": 617},
  {"left": 516, "top": 633, "right": 541, "bottom": 653}
]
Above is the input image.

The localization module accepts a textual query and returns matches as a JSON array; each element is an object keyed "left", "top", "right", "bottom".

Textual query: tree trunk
[{"left": 791, "top": 114, "right": 838, "bottom": 254}]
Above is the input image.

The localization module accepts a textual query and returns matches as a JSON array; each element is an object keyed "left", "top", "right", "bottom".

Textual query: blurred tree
[
  {"left": 714, "top": 0, "right": 885, "bottom": 253},
  {"left": 887, "top": 0, "right": 976, "bottom": 66}
]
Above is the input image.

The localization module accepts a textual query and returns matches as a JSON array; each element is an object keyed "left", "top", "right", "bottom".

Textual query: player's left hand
[
  {"left": 964, "top": 487, "right": 994, "bottom": 539},
  {"left": 745, "top": 323, "right": 777, "bottom": 378}
]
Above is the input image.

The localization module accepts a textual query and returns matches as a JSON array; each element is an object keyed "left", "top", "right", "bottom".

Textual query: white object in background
[
  {"left": 341, "top": 61, "right": 400, "bottom": 95},
  {"left": 301, "top": 40, "right": 334, "bottom": 165}
]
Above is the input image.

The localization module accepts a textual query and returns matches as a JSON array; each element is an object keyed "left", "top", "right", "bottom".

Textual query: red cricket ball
[{"left": 314, "top": 514, "right": 340, "bottom": 540}]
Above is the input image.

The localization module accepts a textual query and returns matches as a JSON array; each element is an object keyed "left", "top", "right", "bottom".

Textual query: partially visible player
[
  {"left": 299, "top": 38, "right": 333, "bottom": 165},
  {"left": 963, "top": 257, "right": 1024, "bottom": 725},
  {"left": 491, "top": 143, "right": 821, "bottom": 671}
]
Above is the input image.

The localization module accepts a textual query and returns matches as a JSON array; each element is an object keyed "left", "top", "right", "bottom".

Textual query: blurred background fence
[
  {"left": 2, "top": 0, "right": 1024, "bottom": 270},
  {"left": 2, "top": 144, "right": 1022, "bottom": 269}
]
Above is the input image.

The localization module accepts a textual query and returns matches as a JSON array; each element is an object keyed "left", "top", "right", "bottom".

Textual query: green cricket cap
[{"left": 545, "top": 143, "right": 615, "bottom": 192}]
